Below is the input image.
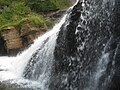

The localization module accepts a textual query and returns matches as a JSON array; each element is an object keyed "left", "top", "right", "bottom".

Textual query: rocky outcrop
[
  {"left": 21, "top": 27, "right": 46, "bottom": 47},
  {"left": 69, "top": 0, "right": 77, "bottom": 6},
  {"left": 45, "top": 10, "right": 66, "bottom": 20},
  {"left": 20, "top": 20, "right": 31, "bottom": 36},
  {"left": 0, "top": 21, "right": 47, "bottom": 56},
  {"left": 1, "top": 27, "right": 23, "bottom": 55},
  {"left": 20, "top": 20, "right": 47, "bottom": 47}
]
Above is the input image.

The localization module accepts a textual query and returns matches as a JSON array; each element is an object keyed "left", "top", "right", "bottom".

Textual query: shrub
[
  {"left": 51, "top": 0, "right": 69, "bottom": 9},
  {"left": 0, "top": 2, "right": 49, "bottom": 29},
  {"left": 0, "top": 0, "right": 68, "bottom": 30},
  {"left": 27, "top": 0, "right": 57, "bottom": 12}
]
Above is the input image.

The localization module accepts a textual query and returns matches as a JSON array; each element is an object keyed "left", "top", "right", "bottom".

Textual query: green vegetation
[
  {"left": 0, "top": 0, "right": 69, "bottom": 30},
  {"left": 0, "top": 2, "right": 47, "bottom": 29},
  {"left": 51, "top": 0, "right": 69, "bottom": 9},
  {"left": 27, "top": 0, "right": 69, "bottom": 12},
  {"left": 27, "top": 0, "right": 57, "bottom": 12}
]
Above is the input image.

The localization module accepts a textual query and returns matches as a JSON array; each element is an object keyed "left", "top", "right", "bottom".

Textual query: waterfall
[
  {"left": 0, "top": 0, "right": 79, "bottom": 89},
  {"left": 0, "top": 12, "right": 67, "bottom": 89},
  {"left": 85, "top": 36, "right": 114, "bottom": 90},
  {"left": 0, "top": 0, "right": 120, "bottom": 90},
  {"left": 51, "top": 0, "right": 120, "bottom": 90}
]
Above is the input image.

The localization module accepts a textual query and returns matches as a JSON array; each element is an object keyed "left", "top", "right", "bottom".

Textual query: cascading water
[
  {"left": 0, "top": 0, "right": 120, "bottom": 90},
  {"left": 51, "top": 0, "right": 120, "bottom": 90},
  {"left": 0, "top": 12, "right": 67, "bottom": 89}
]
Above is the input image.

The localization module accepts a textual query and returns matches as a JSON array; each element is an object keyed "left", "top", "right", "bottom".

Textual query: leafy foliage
[
  {"left": 27, "top": 0, "right": 57, "bottom": 12},
  {"left": 51, "top": 0, "right": 69, "bottom": 9},
  {"left": 26, "top": 0, "right": 69, "bottom": 12},
  {"left": 0, "top": 2, "right": 47, "bottom": 29},
  {"left": 0, "top": 0, "right": 69, "bottom": 29}
]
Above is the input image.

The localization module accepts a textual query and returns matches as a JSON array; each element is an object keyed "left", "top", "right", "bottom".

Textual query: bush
[
  {"left": 27, "top": 0, "right": 57, "bottom": 12},
  {"left": 0, "top": 2, "right": 31, "bottom": 27},
  {"left": 0, "top": 0, "right": 69, "bottom": 30},
  {"left": 0, "top": 2, "right": 49, "bottom": 29},
  {"left": 27, "top": 0, "right": 69, "bottom": 12},
  {"left": 51, "top": 0, "right": 69, "bottom": 9},
  {"left": 20, "top": 13, "right": 46, "bottom": 28},
  {"left": 0, "top": 0, "right": 28, "bottom": 6}
]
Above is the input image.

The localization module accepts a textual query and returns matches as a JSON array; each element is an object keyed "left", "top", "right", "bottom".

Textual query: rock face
[
  {"left": 20, "top": 21, "right": 47, "bottom": 48},
  {"left": 69, "top": 0, "right": 77, "bottom": 5},
  {"left": 50, "top": 0, "right": 120, "bottom": 90},
  {"left": 21, "top": 27, "right": 46, "bottom": 47},
  {"left": 20, "top": 20, "right": 31, "bottom": 36},
  {"left": 0, "top": 38, "right": 7, "bottom": 56},
  {"left": 0, "top": 21, "right": 47, "bottom": 56},
  {"left": 45, "top": 10, "right": 66, "bottom": 21},
  {"left": 1, "top": 27, "right": 23, "bottom": 55}
]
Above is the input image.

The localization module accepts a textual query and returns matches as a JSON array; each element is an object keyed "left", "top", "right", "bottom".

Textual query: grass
[
  {"left": 0, "top": 14, "right": 47, "bottom": 29},
  {"left": 0, "top": 0, "right": 69, "bottom": 31},
  {"left": 0, "top": 2, "right": 52, "bottom": 30},
  {"left": 51, "top": 0, "right": 69, "bottom": 9}
]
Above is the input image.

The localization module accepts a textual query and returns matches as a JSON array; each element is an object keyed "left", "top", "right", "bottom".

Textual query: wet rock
[
  {"left": 51, "top": 0, "right": 120, "bottom": 90},
  {"left": 0, "top": 81, "right": 33, "bottom": 90}
]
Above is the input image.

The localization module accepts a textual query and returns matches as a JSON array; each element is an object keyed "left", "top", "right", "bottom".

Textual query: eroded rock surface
[{"left": 0, "top": 21, "right": 47, "bottom": 56}]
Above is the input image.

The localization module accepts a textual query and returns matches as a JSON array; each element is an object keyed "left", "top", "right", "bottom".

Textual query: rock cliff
[{"left": 0, "top": 21, "right": 47, "bottom": 56}]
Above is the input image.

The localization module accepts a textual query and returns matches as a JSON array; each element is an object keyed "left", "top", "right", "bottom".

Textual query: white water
[
  {"left": 0, "top": 14, "right": 67, "bottom": 89},
  {"left": 0, "top": 1, "right": 80, "bottom": 89}
]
